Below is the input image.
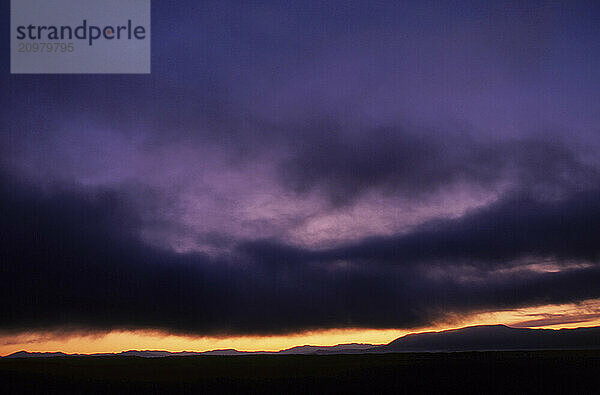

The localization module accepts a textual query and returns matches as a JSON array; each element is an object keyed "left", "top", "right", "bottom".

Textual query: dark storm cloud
[
  {"left": 312, "top": 187, "right": 600, "bottom": 265},
  {"left": 2, "top": 175, "right": 600, "bottom": 335},
  {"left": 2, "top": 0, "right": 600, "bottom": 195},
  {"left": 2, "top": 0, "right": 600, "bottom": 336},
  {"left": 278, "top": 122, "right": 599, "bottom": 204}
]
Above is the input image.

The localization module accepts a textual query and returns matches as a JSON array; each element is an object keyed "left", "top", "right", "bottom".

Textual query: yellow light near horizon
[
  {"left": 2, "top": 298, "right": 599, "bottom": 356},
  {"left": 0, "top": 328, "right": 405, "bottom": 356}
]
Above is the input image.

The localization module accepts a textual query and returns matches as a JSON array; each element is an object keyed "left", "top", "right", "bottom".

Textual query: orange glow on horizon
[{"left": 2, "top": 299, "right": 599, "bottom": 356}]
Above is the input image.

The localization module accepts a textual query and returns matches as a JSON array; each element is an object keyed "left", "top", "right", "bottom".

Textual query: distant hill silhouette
[
  {"left": 199, "top": 349, "right": 261, "bottom": 356},
  {"left": 5, "top": 325, "right": 600, "bottom": 358},
  {"left": 113, "top": 350, "right": 203, "bottom": 357},
  {"left": 279, "top": 343, "right": 375, "bottom": 354},
  {"left": 378, "top": 325, "right": 600, "bottom": 352},
  {"left": 4, "top": 351, "right": 70, "bottom": 358}
]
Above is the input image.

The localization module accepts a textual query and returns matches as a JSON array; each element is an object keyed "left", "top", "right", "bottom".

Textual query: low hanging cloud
[
  {"left": 312, "top": 188, "right": 600, "bottom": 265},
  {"left": 2, "top": 0, "right": 600, "bottom": 337},
  {"left": 278, "top": 122, "right": 599, "bottom": 205},
  {"left": 1, "top": 173, "right": 599, "bottom": 336}
]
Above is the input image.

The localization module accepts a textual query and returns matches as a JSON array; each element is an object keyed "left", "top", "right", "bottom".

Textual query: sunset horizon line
[{"left": 4, "top": 320, "right": 600, "bottom": 357}]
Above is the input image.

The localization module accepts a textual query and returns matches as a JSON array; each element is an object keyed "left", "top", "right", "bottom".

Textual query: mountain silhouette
[
  {"left": 378, "top": 324, "right": 600, "bottom": 352},
  {"left": 4, "top": 351, "right": 70, "bottom": 358},
  {"left": 278, "top": 343, "right": 376, "bottom": 354},
  {"left": 5, "top": 325, "right": 600, "bottom": 358}
]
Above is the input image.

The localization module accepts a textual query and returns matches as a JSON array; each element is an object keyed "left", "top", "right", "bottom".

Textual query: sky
[{"left": 2, "top": 0, "right": 600, "bottom": 354}]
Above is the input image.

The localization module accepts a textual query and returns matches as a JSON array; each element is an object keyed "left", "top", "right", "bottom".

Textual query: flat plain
[{"left": 2, "top": 350, "right": 599, "bottom": 394}]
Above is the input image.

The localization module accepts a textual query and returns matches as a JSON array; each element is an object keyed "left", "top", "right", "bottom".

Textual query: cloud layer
[
  {"left": 1, "top": 174, "right": 599, "bottom": 335},
  {"left": 2, "top": 1, "right": 600, "bottom": 335}
]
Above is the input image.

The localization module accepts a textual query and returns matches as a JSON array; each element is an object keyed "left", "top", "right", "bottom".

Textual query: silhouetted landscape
[
  {"left": 3, "top": 351, "right": 599, "bottom": 394},
  {"left": 6, "top": 325, "right": 600, "bottom": 358},
  {"left": 5, "top": 1, "right": 600, "bottom": 393},
  {"left": 3, "top": 325, "right": 600, "bottom": 393}
]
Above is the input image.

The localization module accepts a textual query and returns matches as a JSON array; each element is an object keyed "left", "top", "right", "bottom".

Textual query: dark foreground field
[{"left": 2, "top": 350, "right": 599, "bottom": 394}]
